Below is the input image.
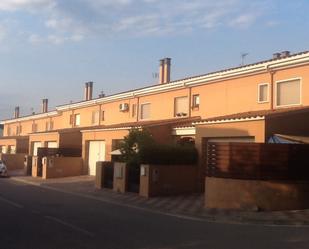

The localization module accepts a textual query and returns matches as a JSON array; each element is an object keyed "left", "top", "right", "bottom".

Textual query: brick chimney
[
  {"left": 42, "top": 99, "right": 48, "bottom": 113},
  {"left": 159, "top": 58, "right": 171, "bottom": 84},
  {"left": 87, "top": 81, "right": 93, "bottom": 100},
  {"left": 14, "top": 106, "right": 20, "bottom": 119}
]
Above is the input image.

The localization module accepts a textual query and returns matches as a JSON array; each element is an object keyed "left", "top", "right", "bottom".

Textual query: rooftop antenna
[
  {"left": 152, "top": 72, "right": 159, "bottom": 79},
  {"left": 241, "top": 53, "right": 249, "bottom": 66},
  {"left": 99, "top": 91, "right": 105, "bottom": 98}
]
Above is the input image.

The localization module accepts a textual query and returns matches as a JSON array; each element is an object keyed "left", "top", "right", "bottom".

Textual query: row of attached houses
[{"left": 1, "top": 51, "right": 309, "bottom": 188}]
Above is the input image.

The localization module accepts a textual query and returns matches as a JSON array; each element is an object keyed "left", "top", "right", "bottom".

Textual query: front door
[{"left": 88, "top": 141, "right": 106, "bottom": 176}]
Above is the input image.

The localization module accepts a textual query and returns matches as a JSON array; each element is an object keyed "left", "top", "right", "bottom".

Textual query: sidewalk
[{"left": 10, "top": 175, "right": 309, "bottom": 226}]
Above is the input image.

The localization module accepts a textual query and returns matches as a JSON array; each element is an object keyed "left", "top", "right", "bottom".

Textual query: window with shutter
[
  {"left": 174, "top": 96, "right": 189, "bottom": 117},
  {"left": 140, "top": 103, "right": 151, "bottom": 120},
  {"left": 276, "top": 79, "right": 301, "bottom": 107}
]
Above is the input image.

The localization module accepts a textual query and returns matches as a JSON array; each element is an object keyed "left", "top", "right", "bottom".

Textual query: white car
[{"left": 0, "top": 160, "right": 8, "bottom": 177}]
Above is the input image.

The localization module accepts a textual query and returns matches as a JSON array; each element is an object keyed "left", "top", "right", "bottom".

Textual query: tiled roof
[
  {"left": 0, "top": 135, "right": 29, "bottom": 140},
  {"left": 30, "top": 116, "right": 201, "bottom": 134},
  {"left": 194, "top": 106, "right": 309, "bottom": 124}
]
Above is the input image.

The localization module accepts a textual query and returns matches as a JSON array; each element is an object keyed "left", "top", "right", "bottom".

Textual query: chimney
[
  {"left": 87, "top": 81, "right": 93, "bottom": 100},
  {"left": 84, "top": 82, "right": 89, "bottom": 101},
  {"left": 273, "top": 53, "right": 281, "bottom": 59},
  {"left": 280, "top": 51, "right": 290, "bottom": 58},
  {"left": 14, "top": 106, "right": 20, "bottom": 119},
  {"left": 159, "top": 58, "right": 171, "bottom": 84},
  {"left": 159, "top": 59, "right": 165, "bottom": 84},
  {"left": 42, "top": 99, "right": 48, "bottom": 113},
  {"left": 163, "top": 58, "right": 171, "bottom": 84}
]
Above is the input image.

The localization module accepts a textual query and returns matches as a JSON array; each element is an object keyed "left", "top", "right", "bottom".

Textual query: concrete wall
[
  {"left": 31, "top": 156, "right": 40, "bottom": 177},
  {"left": 0, "top": 153, "right": 26, "bottom": 170},
  {"left": 205, "top": 177, "right": 309, "bottom": 211},
  {"left": 113, "top": 162, "right": 128, "bottom": 193},
  {"left": 42, "top": 156, "right": 83, "bottom": 179},
  {"left": 139, "top": 164, "right": 198, "bottom": 198}
]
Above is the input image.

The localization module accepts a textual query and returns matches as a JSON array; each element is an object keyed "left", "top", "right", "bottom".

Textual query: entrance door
[{"left": 88, "top": 141, "right": 106, "bottom": 176}]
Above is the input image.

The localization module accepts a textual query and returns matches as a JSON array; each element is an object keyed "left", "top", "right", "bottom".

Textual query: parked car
[{"left": 0, "top": 160, "right": 8, "bottom": 177}]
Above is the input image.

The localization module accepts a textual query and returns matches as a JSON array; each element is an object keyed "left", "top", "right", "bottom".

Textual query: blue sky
[{"left": 0, "top": 0, "right": 308, "bottom": 119}]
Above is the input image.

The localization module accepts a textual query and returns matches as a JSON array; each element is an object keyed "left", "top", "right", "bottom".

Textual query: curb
[{"left": 9, "top": 177, "right": 309, "bottom": 227}]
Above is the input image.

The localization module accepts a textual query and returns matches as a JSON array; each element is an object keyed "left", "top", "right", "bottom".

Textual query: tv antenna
[
  {"left": 152, "top": 72, "right": 159, "bottom": 79},
  {"left": 241, "top": 53, "right": 249, "bottom": 66}
]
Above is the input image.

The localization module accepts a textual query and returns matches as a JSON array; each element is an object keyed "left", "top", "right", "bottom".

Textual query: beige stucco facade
[{"left": 2, "top": 53, "right": 309, "bottom": 138}]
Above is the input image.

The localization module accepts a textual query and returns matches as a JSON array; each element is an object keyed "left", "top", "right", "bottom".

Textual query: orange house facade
[{"left": 1, "top": 51, "right": 309, "bottom": 177}]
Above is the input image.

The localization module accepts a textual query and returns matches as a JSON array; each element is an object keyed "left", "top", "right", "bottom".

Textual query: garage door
[
  {"left": 32, "top": 142, "right": 42, "bottom": 156},
  {"left": 47, "top": 141, "right": 58, "bottom": 148},
  {"left": 88, "top": 141, "right": 106, "bottom": 176},
  {"left": 207, "top": 137, "right": 255, "bottom": 143}
]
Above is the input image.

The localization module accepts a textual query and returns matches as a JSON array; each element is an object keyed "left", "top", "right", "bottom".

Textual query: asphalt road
[{"left": 0, "top": 178, "right": 309, "bottom": 249}]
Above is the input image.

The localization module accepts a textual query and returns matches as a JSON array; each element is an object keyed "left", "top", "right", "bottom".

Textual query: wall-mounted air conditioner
[{"left": 119, "top": 103, "right": 129, "bottom": 112}]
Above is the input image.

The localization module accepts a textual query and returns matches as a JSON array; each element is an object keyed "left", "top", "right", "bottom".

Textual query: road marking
[
  {"left": 44, "top": 215, "right": 95, "bottom": 237},
  {"left": 0, "top": 196, "right": 24, "bottom": 209}
]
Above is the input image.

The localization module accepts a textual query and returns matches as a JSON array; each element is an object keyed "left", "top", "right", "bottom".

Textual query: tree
[{"left": 119, "top": 128, "right": 155, "bottom": 168}]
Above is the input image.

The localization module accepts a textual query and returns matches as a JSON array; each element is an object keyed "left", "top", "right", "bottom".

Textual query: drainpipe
[
  {"left": 267, "top": 65, "right": 275, "bottom": 110},
  {"left": 99, "top": 104, "right": 102, "bottom": 126},
  {"left": 188, "top": 87, "right": 192, "bottom": 118},
  {"left": 136, "top": 96, "right": 140, "bottom": 122}
]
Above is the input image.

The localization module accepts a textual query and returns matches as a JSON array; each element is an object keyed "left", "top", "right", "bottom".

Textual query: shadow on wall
[{"left": 266, "top": 112, "right": 309, "bottom": 139}]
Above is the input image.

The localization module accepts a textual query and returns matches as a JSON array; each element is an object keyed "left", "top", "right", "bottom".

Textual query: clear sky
[{"left": 0, "top": 0, "right": 308, "bottom": 119}]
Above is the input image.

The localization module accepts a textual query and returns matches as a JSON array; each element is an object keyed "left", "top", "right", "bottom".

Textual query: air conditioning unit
[{"left": 119, "top": 103, "right": 129, "bottom": 112}]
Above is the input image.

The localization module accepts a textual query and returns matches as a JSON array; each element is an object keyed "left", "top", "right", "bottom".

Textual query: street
[{"left": 0, "top": 178, "right": 309, "bottom": 249}]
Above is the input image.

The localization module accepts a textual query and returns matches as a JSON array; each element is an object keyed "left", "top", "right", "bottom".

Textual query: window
[
  {"left": 101, "top": 111, "right": 105, "bottom": 121},
  {"left": 16, "top": 125, "right": 22, "bottom": 135},
  {"left": 92, "top": 111, "right": 100, "bottom": 125},
  {"left": 258, "top": 83, "right": 269, "bottom": 103},
  {"left": 140, "top": 103, "right": 151, "bottom": 120},
  {"left": 32, "top": 123, "right": 38, "bottom": 133},
  {"left": 192, "top": 94, "right": 200, "bottom": 108},
  {"left": 74, "top": 114, "right": 81, "bottom": 126},
  {"left": 174, "top": 96, "right": 189, "bottom": 117},
  {"left": 112, "top": 139, "right": 124, "bottom": 151},
  {"left": 132, "top": 104, "right": 136, "bottom": 117},
  {"left": 276, "top": 79, "right": 301, "bottom": 107},
  {"left": 45, "top": 121, "right": 53, "bottom": 131},
  {"left": 69, "top": 114, "right": 73, "bottom": 125}
]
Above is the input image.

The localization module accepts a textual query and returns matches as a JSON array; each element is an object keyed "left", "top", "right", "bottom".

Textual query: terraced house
[{"left": 1, "top": 51, "right": 309, "bottom": 187}]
